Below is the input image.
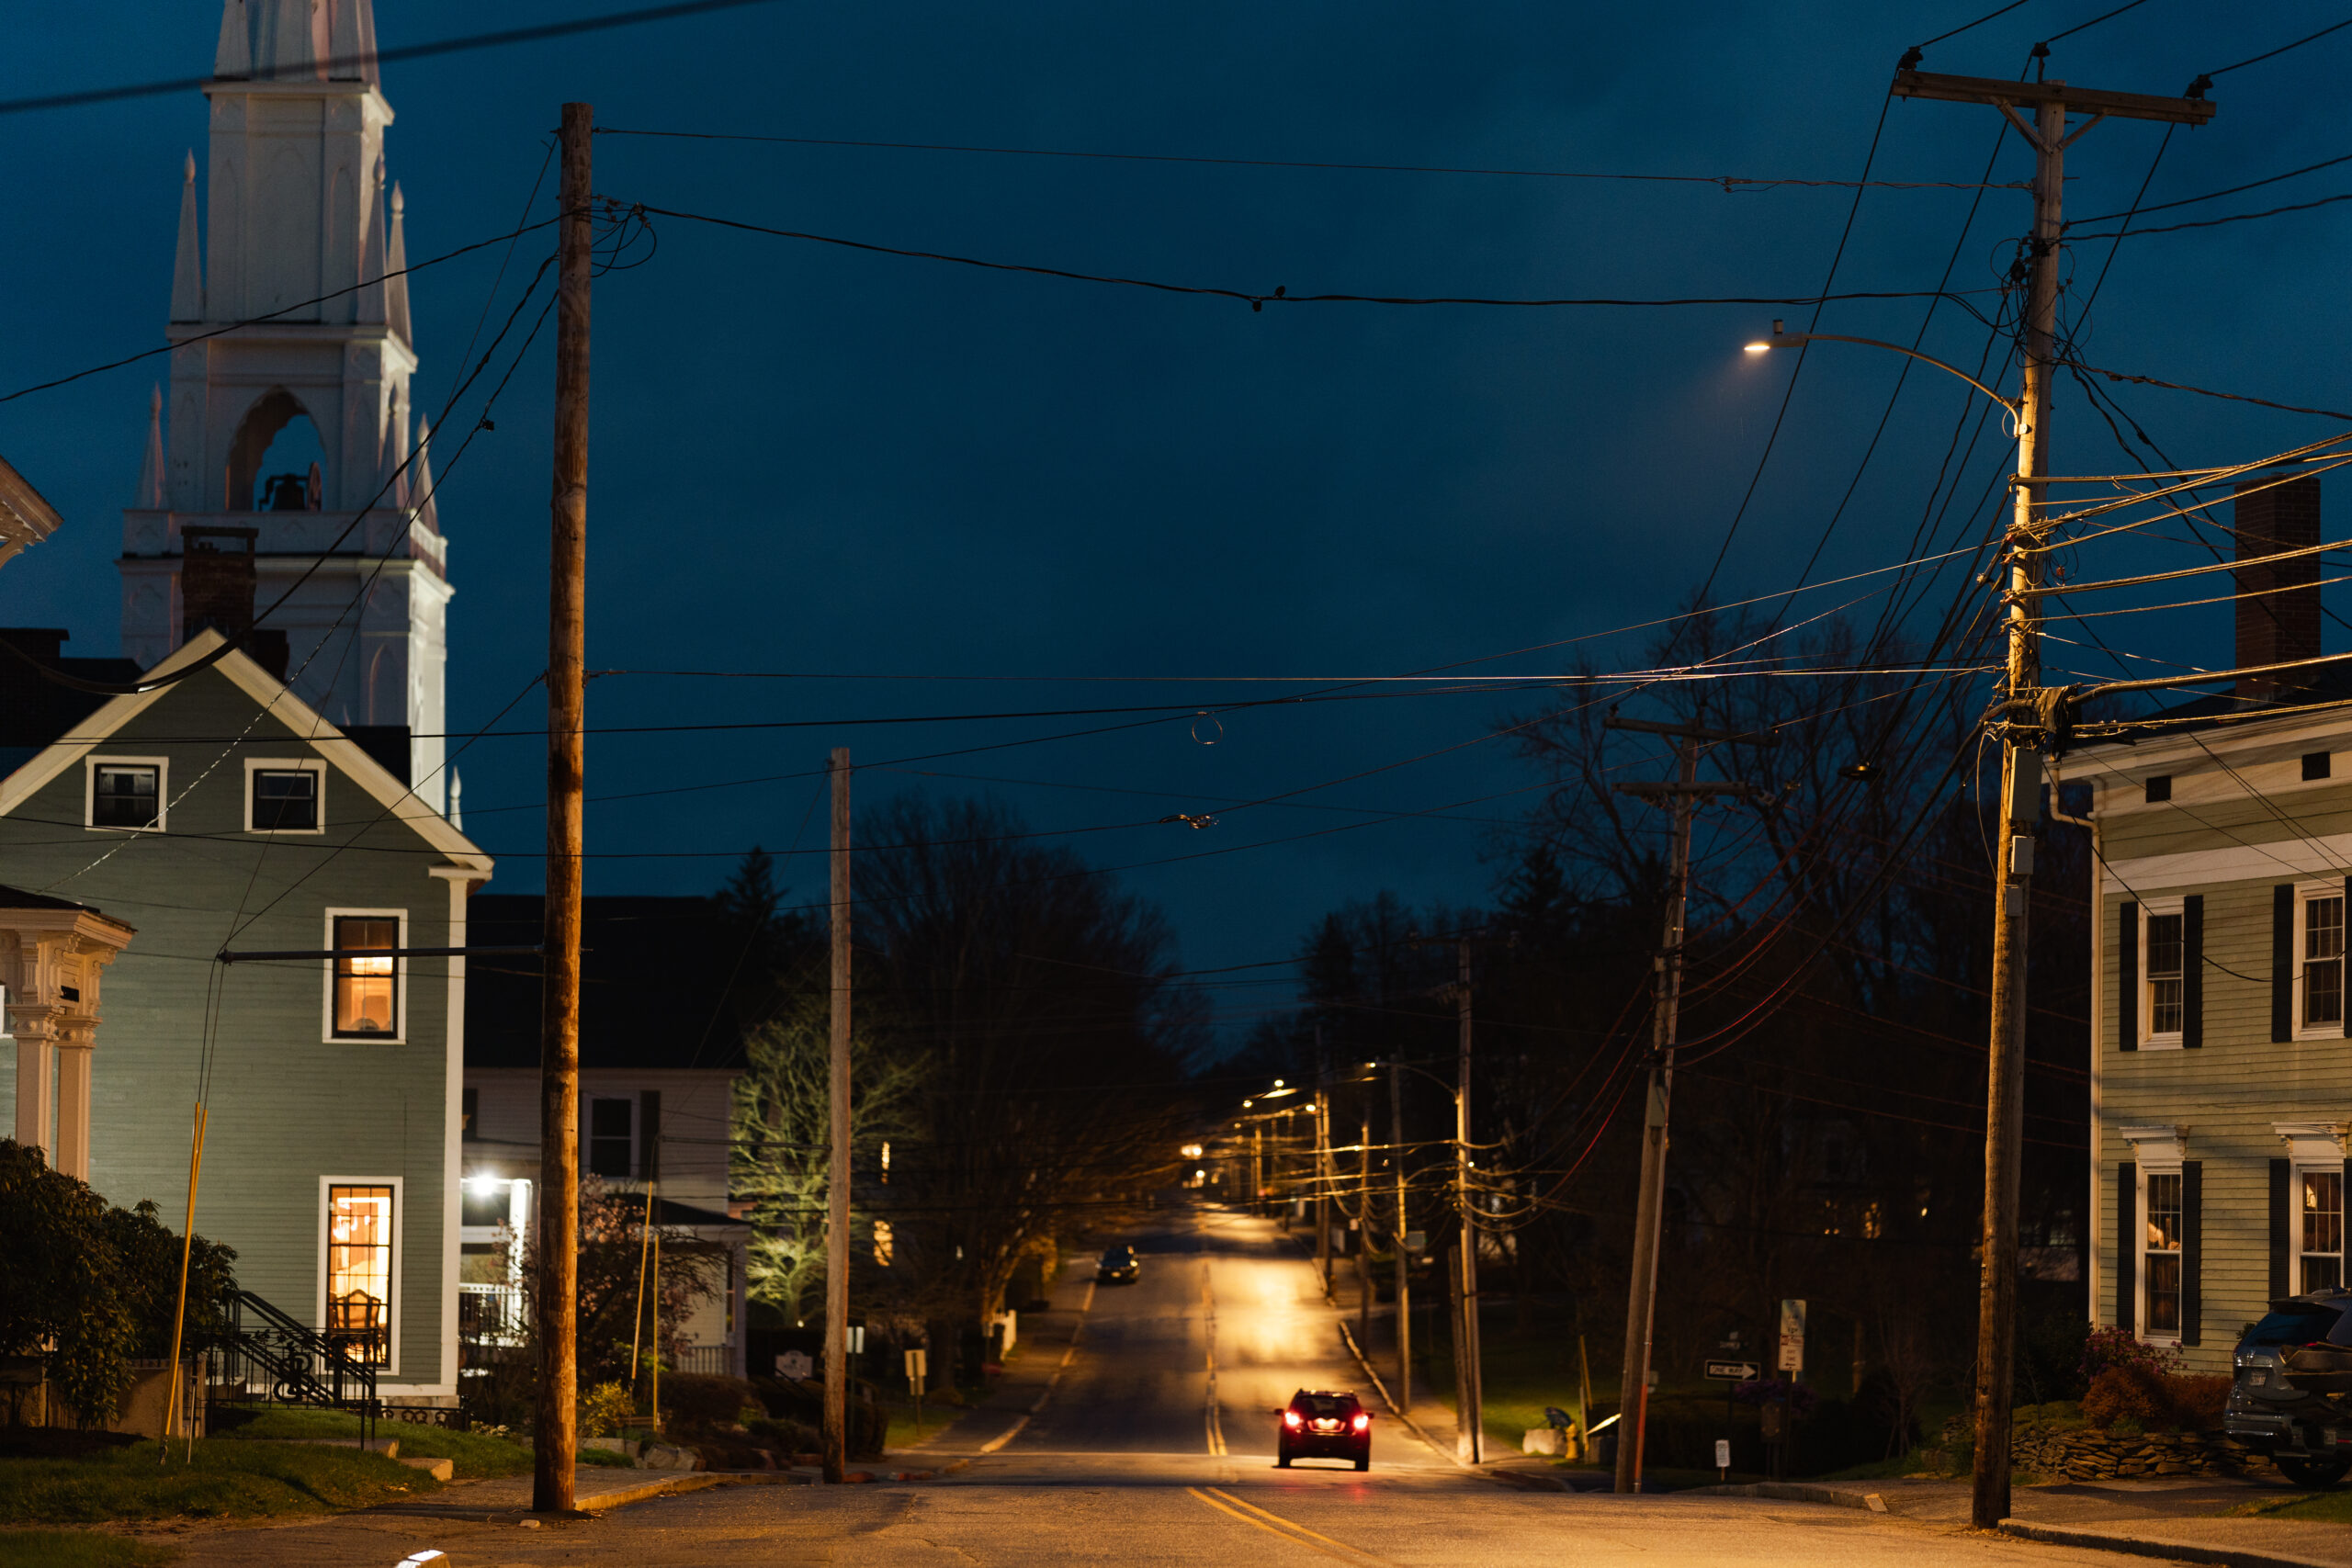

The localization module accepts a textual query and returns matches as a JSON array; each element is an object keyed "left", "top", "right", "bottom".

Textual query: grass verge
[
  {"left": 212, "top": 1406, "right": 534, "bottom": 1478},
  {"left": 0, "top": 1531, "right": 180, "bottom": 1568},
  {"left": 0, "top": 1438, "right": 438, "bottom": 1526}
]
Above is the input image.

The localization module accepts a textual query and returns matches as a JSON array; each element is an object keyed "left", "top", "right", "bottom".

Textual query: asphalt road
[{"left": 162, "top": 1204, "right": 2137, "bottom": 1566}]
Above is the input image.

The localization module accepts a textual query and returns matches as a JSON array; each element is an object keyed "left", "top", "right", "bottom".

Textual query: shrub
[
  {"left": 0, "top": 1139, "right": 238, "bottom": 1426},
  {"left": 1729, "top": 1378, "right": 1818, "bottom": 1419},
  {"left": 2080, "top": 1325, "right": 2180, "bottom": 1382},
  {"left": 579, "top": 1381, "right": 636, "bottom": 1438},
  {"left": 2081, "top": 1364, "right": 2231, "bottom": 1432}
]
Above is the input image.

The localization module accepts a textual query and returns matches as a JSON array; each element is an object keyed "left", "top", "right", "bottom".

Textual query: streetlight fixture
[{"left": 1744, "top": 318, "right": 2018, "bottom": 414}]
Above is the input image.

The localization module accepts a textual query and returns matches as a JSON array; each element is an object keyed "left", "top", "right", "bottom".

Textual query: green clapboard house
[
  {"left": 0, "top": 629, "right": 492, "bottom": 1403},
  {"left": 2075, "top": 473, "right": 2350, "bottom": 1373}
]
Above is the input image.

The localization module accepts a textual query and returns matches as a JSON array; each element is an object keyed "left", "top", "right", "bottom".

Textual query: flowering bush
[
  {"left": 2081, "top": 1363, "right": 2229, "bottom": 1432},
  {"left": 2079, "top": 1325, "right": 2181, "bottom": 1382}
]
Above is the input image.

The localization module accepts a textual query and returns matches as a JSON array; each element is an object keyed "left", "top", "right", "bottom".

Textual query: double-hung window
[
  {"left": 2136, "top": 897, "right": 2187, "bottom": 1047},
  {"left": 2303, "top": 1169, "right": 2345, "bottom": 1292},
  {"left": 88, "top": 760, "right": 164, "bottom": 829},
  {"left": 246, "top": 761, "right": 322, "bottom": 832},
  {"left": 325, "top": 1183, "right": 395, "bottom": 1367},
  {"left": 329, "top": 914, "right": 401, "bottom": 1039},
  {"left": 587, "top": 1098, "right": 634, "bottom": 1178},
  {"left": 2143, "top": 1171, "right": 2184, "bottom": 1337},
  {"left": 2306, "top": 893, "right": 2346, "bottom": 1032}
]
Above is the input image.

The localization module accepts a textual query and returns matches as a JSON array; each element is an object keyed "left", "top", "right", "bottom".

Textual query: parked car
[
  {"left": 1278, "top": 1388, "right": 1371, "bottom": 1471},
  {"left": 1098, "top": 1245, "right": 1140, "bottom": 1285},
  {"left": 2224, "top": 1290, "right": 2352, "bottom": 1488}
]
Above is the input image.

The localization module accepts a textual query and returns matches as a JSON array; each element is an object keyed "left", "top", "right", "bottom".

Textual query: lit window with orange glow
[{"left": 333, "top": 917, "right": 398, "bottom": 1037}]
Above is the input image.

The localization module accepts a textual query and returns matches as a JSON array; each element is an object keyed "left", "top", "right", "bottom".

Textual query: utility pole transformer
[
  {"left": 1889, "top": 62, "right": 2213, "bottom": 1531},
  {"left": 1609, "top": 714, "right": 1768, "bottom": 1495},
  {"left": 824, "top": 748, "right": 853, "bottom": 1482},
  {"left": 533, "top": 100, "right": 592, "bottom": 1518}
]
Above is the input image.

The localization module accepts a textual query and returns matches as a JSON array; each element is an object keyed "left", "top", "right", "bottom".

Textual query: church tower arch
[{"left": 119, "top": 0, "right": 451, "bottom": 814}]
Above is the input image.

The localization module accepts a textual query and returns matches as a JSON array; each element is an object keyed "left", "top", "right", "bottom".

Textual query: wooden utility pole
[
  {"left": 1315, "top": 1025, "right": 1331, "bottom": 1298},
  {"left": 824, "top": 747, "right": 853, "bottom": 1482},
  {"left": 1391, "top": 1061, "right": 1411, "bottom": 1414},
  {"left": 1887, "top": 62, "right": 2214, "bottom": 1530},
  {"left": 532, "top": 99, "right": 592, "bottom": 1518},
  {"left": 1610, "top": 715, "right": 1765, "bottom": 1495},
  {"left": 1358, "top": 1109, "right": 1373, "bottom": 1341},
  {"left": 1453, "top": 938, "right": 1483, "bottom": 1463}
]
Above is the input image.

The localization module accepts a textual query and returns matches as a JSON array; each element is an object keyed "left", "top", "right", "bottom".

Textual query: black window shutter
[
  {"left": 639, "top": 1089, "right": 662, "bottom": 1181},
  {"left": 2271, "top": 1158, "right": 2291, "bottom": 1301},
  {"left": 2183, "top": 896, "right": 2204, "bottom": 1049},
  {"left": 2275, "top": 885, "right": 2296, "bottom": 1042},
  {"left": 2181, "top": 1160, "right": 2202, "bottom": 1347},
  {"left": 2116, "top": 1162, "right": 2136, "bottom": 1334},
  {"left": 2343, "top": 876, "right": 2351, "bottom": 1039},
  {"left": 2119, "top": 902, "right": 2140, "bottom": 1051}
]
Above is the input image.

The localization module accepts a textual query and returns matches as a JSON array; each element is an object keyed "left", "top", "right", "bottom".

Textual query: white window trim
[
  {"left": 322, "top": 908, "right": 408, "bottom": 1043},
  {"left": 83, "top": 755, "right": 169, "bottom": 832},
  {"left": 2295, "top": 881, "right": 2347, "bottom": 1042},
  {"left": 2278, "top": 1123, "right": 2348, "bottom": 1294},
  {"left": 316, "top": 1175, "right": 403, "bottom": 1378},
  {"left": 242, "top": 757, "right": 326, "bottom": 835},
  {"left": 2137, "top": 895, "right": 2186, "bottom": 1050},
  {"left": 2121, "top": 1125, "right": 2186, "bottom": 1347}
]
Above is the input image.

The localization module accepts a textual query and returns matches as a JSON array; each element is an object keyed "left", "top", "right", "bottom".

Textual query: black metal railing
[{"left": 211, "top": 1290, "right": 380, "bottom": 1443}]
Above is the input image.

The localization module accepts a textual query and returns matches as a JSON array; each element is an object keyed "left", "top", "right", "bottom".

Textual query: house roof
[
  {"left": 0, "top": 884, "right": 97, "bottom": 911},
  {"left": 0, "top": 627, "right": 491, "bottom": 875},
  {"left": 464, "top": 894, "right": 762, "bottom": 1071}
]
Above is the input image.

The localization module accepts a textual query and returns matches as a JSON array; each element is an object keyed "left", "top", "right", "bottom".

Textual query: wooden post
[
  {"left": 1391, "top": 1061, "right": 1410, "bottom": 1415},
  {"left": 533, "top": 99, "right": 593, "bottom": 1517},
  {"left": 823, "top": 747, "right": 853, "bottom": 1481},
  {"left": 1454, "top": 939, "right": 1483, "bottom": 1462},
  {"left": 1358, "top": 1111, "right": 1373, "bottom": 1341}
]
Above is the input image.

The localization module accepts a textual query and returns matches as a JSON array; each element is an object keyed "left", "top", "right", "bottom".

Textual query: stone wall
[{"left": 2011, "top": 1424, "right": 2275, "bottom": 1481}]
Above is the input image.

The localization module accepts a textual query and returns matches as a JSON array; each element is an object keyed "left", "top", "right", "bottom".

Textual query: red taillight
[
  {"left": 1351, "top": 1414, "right": 1370, "bottom": 1431},
  {"left": 1283, "top": 1411, "right": 1302, "bottom": 1428}
]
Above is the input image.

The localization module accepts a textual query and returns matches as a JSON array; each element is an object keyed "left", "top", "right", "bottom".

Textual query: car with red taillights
[{"left": 1278, "top": 1388, "right": 1371, "bottom": 1470}]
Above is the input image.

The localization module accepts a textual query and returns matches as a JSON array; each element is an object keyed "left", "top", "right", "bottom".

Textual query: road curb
[
  {"left": 1695, "top": 1482, "right": 1889, "bottom": 1512},
  {"left": 1996, "top": 1518, "right": 2341, "bottom": 1568},
  {"left": 1332, "top": 1317, "right": 1567, "bottom": 1489}
]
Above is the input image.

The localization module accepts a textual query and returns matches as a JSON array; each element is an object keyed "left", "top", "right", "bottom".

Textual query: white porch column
[
  {"left": 53, "top": 1043, "right": 94, "bottom": 1180},
  {"left": 14, "top": 1029, "right": 52, "bottom": 1157}
]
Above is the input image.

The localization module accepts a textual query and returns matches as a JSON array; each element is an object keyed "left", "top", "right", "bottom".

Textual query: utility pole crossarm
[
  {"left": 1605, "top": 714, "right": 1780, "bottom": 746},
  {"left": 1891, "top": 70, "right": 2216, "bottom": 125}
]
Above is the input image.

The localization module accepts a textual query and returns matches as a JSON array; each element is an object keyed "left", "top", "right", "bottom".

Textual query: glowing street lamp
[{"left": 1745, "top": 318, "right": 2018, "bottom": 413}]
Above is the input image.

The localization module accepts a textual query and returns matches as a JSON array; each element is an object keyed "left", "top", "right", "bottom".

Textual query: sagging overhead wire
[
  {"left": 621, "top": 200, "right": 1990, "bottom": 310},
  {"left": 594, "top": 125, "right": 2029, "bottom": 191}
]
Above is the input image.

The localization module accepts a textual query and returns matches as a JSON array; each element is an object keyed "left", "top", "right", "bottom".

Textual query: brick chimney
[
  {"left": 2234, "top": 475, "right": 2323, "bottom": 704},
  {"left": 180, "top": 525, "right": 288, "bottom": 682}
]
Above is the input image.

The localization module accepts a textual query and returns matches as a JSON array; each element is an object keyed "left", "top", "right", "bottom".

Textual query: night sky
[{"left": 4, "top": 2, "right": 2347, "bottom": 1053}]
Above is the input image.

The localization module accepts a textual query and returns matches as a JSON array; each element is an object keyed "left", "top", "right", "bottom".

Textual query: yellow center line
[
  {"left": 1185, "top": 1487, "right": 1385, "bottom": 1564},
  {"left": 1203, "top": 1258, "right": 1227, "bottom": 1456}
]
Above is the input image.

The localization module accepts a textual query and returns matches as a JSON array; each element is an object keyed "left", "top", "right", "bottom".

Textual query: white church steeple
[{"left": 121, "top": 0, "right": 450, "bottom": 812}]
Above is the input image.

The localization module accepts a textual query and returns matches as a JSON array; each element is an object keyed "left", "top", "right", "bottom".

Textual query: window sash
[
  {"left": 252, "top": 768, "right": 319, "bottom": 831},
  {"left": 587, "top": 1099, "right": 633, "bottom": 1178},
  {"left": 326, "top": 1185, "right": 394, "bottom": 1366},
  {"left": 2143, "top": 912, "right": 2186, "bottom": 1038},
  {"left": 2307, "top": 897, "right": 2346, "bottom": 1029},
  {"left": 332, "top": 917, "right": 399, "bottom": 1037},
  {"left": 2303, "top": 1170, "right": 2344, "bottom": 1285},
  {"left": 92, "top": 764, "right": 160, "bottom": 829}
]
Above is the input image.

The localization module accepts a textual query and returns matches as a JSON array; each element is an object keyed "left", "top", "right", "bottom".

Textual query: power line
[
  {"left": 0, "top": 0, "right": 790, "bottom": 118},
  {"left": 625, "top": 201, "right": 1985, "bottom": 310},
  {"left": 2204, "top": 15, "right": 2352, "bottom": 79},
  {"left": 2067, "top": 188, "right": 2352, "bottom": 241},
  {"left": 594, "top": 125, "right": 2027, "bottom": 191},
  {"left": 2066, "top": 148, "right": 2352, "bottom": 226}
]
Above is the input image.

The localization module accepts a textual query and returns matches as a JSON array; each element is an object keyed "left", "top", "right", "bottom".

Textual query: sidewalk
[
  {"left": 896, "top": 1257, "right": 1097, "bottom": 1457},
  {"left": 1699, "top": 1474, "right": 2352, "bottom": 1568}
]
